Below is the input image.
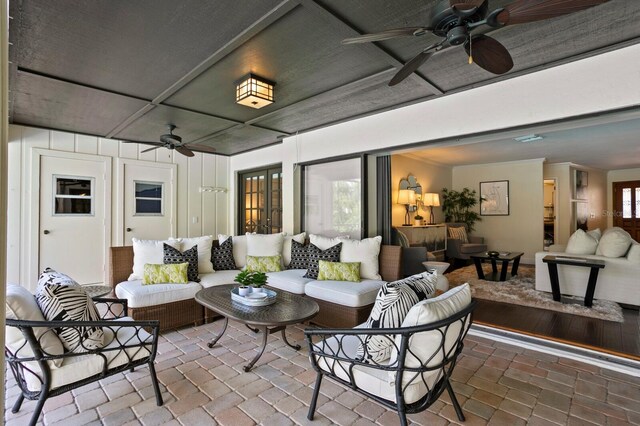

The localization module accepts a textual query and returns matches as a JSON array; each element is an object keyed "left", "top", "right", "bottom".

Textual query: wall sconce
[
  {"left": 422, "top": 193, "right": 440, "bottom": 225},
  {"left": 235, "top": 73, "right": 275, "bottom": 109},
  {"left": 397, "top": 189, "right": 416, "bottom": 226},
  {"left": 199, "top": 186, "right": 227, "bottom": 193}
]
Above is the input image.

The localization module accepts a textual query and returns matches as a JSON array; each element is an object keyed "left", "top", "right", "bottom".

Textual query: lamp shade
[
  {"left": 423, "top": 193, "right": 440, "bottom": 207},
  {"left": 397, "top": 189, "right": 415, "bottom": 205},
  {"left": 235, "top": 73, "right": 274, "bottom": 109}
]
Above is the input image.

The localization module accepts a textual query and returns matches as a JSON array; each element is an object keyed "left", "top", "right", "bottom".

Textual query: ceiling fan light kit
[
  {"left": 342, "top": 0, "right": 610, "bottom": 86},
  {"left": 235, "top": 73, "right": 275, "bottom": 109}
]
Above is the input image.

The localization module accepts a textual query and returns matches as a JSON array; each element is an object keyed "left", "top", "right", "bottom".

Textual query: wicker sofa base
[
  {"left": 129, "top": 298, "right": 204, "bottom": 332},
  {"left": 307, "top": 297, "right": 373, "bottom": 328}
]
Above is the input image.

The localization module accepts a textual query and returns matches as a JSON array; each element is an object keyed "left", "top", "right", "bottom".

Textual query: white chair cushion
[
  {"left": 199, "top": 270, "right": 241, "bottom": 288},
  {"left": 304, "top": 279, "right": 384, "bottom": 308},
  {"left": 129, "top": 238, "right": 181, "bottom": 280},
  {"left": 115, "top": 280, "right": 202, "bottom": 308},
  {"left": 6, "top": 284, "right": 65, "bottom": 368},
  {"left": 24, "top": 317, "right": 153, "bottom": 392},
  {"left": 246, "top": 232, "right": 285, "bottom": 257},
  {"left": 179, "top": 235, "right": 214, "bottom": 273},
  {"left": 565, "top": 229, "right": 598, "bottom": 255},
  {"left": 218, "top": 234, "right": 249, "bottom": 268},
  {"left": 338, "top": 236, "right": 382, "bottom": 280},
  {"left": 266, "top": 269, "right": 312, "bottom": 294},
  {"left": 595, "top": 227, "right": 633, "bottom": 258},
  {"left": 389, "top": 284, "right": 472, "bottom": 386},
  {"left": 627, "top": 243, "right": 640, "bottom": 263},
  {"left": 283, "top": 232, "right": 306, "bottom": 267}
]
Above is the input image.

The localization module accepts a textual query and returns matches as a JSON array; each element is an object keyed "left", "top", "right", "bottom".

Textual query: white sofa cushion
[
  {"left": 304, "top": 279, "right": 384, "bottom": 308},
  {"left": 218, "top": 234, "right": 249, "bottom": 268},
  {"left": 565, "top": 229, "right": 598, "bottom": 255},
  {"left": 628, "top": 244, "right": 640, "bottom": 263},
  {"left": 595, "top": 227, "right": 633, "bottom": 258},
  {"left": 199, "top": 270, "right": 240, "bottom": 288},
  {"left": 283, "top": 232, "right": 306, "bottom": 267},
  {"left": 246, "top": 232, "right": 285, "bottom": 257},
  {"left": 309, "top": 234, "right": 344, "bottom": 250},
  {"left": 115, "top": 280, "right": 202, "bottom": 308},
  {"left": 129, "top": 238, "right": 181, "bottom": 280},
  {"left": 24, "top": 316, "right": 153, "bottom": 392},
  {"left": 180, "top": 235, "right": 214, "bottom": 273},
  {"left": 338, "top": 236, "right": 382, "bottom": 280},
  {"left": 266, "top": 269, "right": 312, "bottom": 294},
  {"left": 6, "top": 284, "right": 65, "bottom": 368}
]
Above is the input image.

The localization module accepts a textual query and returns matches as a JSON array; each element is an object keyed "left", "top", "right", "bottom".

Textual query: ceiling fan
[
  {"left": 122, "top": 125, "right": 217, "bottom": 157},
  {"left": 342, "top": 0, "right": 610, "bottom": 86}
]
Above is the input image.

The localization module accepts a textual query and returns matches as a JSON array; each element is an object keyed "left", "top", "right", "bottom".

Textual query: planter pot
[
  {"left": 251, "top": 286, "right": 265, "bottom": 293},
  {"left": 237, "top": 286, "right": 251, "bottom": 296},
  {"left": 414, "top": 220, "right": 422, "bottom": 226}
]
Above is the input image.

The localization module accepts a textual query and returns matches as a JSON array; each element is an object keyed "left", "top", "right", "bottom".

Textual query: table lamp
[
  {"left": 423, "top": 193, "right": 440, "bottom": 225},
  {"left": 397, "top": 189, "right": 415, "bottom": 226}
]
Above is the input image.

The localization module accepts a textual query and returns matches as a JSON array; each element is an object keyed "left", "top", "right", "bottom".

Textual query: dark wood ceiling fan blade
[
  {"left": 140, "top": 145, "right": 163, "bottom": 153},
  {"left": 389, "top": 49, "right": 436, "bottom": 86},
  {"left": 465, "top": 35, "right": 513, "bottom": 74},
  {"left": 450, "top": 0, "right": 486, "bottom": 10},
  {"left": 185, "top": 143, "right": 217, "bottom": 154},
  {"left": 175, "top": 146, "right": 195, "bottom": 157},
  {"left": 342, "top": 27, "right": 429, "bottom": 44},
  {"left": 497, "top": 0, "right": 610, "bottom": 26}
]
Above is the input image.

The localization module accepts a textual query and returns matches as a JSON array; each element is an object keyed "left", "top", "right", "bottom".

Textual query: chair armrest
[
  {"left": 469, "top": 236, "right": 484, "bottom": 244},
  {"left": 93, "top": 297, "right": 128, "bottom": 319}
]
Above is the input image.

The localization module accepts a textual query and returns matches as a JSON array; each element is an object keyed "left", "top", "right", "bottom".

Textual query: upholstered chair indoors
[
  {"left": 445, "top": 223, "right": 487, "bottom": 263},
  {"left": 395, "top": 229, "right": 436, "bottom": 276}
]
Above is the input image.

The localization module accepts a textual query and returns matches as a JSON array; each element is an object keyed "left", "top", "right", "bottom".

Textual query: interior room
[{"left": 2, "top": 1, "right": 640, "bottom": 425}]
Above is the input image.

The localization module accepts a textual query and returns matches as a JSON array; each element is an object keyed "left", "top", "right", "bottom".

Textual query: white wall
[
  {"left": 606, "top": 167, "right": 640, "bottom": 228},
  {"left": 452, "top": 159, "right": 544, "bottom": 264},
  {"left": 229, "top": 44, "right": 640, "bottom": 236},
  {"left": 7, "top": 125, "right": 230, "bottom": 287}
]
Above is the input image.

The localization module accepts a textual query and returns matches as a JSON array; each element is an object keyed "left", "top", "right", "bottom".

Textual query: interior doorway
[
  {"left": 543, "top": 179, "right": 557, "bottom": 249},
  {"left": 613, "top": 180, "right": 640, "bottom": 241}
]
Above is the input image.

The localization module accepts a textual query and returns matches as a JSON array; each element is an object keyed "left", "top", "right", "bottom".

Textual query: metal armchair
[
  {"left": 304, "top": 299, "right": 476, "bottom": 426},
  {"left": 5, "top": 297, "right": 163, "bottom": 426}
]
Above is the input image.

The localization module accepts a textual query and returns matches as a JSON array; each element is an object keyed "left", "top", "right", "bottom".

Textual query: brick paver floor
[{"left": 5, "top": 321, "right": 640, "bottom": 425}]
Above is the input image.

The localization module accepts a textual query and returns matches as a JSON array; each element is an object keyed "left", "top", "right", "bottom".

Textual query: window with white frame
[
  {"left": 134, "top": 181, "right": 163, "bottom": 215},
  {"left": 53, "top": 176, "right": 94, "bottom": 215}
]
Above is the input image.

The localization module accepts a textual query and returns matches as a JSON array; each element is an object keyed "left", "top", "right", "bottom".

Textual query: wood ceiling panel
[
  {"left": 197, "top": 126, "right": 284, "bottom": 156},
  {"left": 9, "top": 0, "right": 283, "bottom": 99},
  {"left": 11, "top": 71, "right": 149, "bottom": 136},
  {"left": 113, "top": 105, "right": 236, "bottom": 144},
  {"left": 164, "top": 5, "right": 389, "bottom": 122}
]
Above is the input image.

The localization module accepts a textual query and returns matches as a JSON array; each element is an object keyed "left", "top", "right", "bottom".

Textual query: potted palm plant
[
  {"left": 234, "top": 270, "right": 268, "bottom": 295},
  {"left": 441, "top": 187, "right": 482, "bottom": 232}
]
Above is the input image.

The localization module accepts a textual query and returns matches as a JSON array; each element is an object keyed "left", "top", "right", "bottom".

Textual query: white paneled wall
[{"left": 6, "top": 124, "right": 230, "bottom": 286}]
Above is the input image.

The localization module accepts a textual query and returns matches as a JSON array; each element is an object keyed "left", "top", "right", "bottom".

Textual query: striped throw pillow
[{"left": 448, "top": 226, "right": 469, "bottom": 243}]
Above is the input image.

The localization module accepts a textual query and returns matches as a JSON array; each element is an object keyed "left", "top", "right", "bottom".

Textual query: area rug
[{"left": 447, "top": 265, "right": 624, "bottom": 323}]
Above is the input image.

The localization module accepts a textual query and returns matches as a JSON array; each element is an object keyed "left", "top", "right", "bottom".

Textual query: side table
[{"left": 542, "top": 255, "right": 605, "bottom": 307}]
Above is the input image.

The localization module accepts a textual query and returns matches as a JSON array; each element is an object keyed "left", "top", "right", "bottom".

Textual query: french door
[
  {"left": 613, "top": 180, "right": 640, "bottom": 241},
  {"left": 238, "top": 166, "right": 282, "bottom": 234}
]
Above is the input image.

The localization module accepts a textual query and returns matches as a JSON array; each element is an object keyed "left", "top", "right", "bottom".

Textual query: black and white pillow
[
  {"left": 211, "top": 237, "right": 237, "bottom": 270},
  {"left": 37, "top": 267, "right": 79, "bottom": 294},
  {"left": 304, "top": 243, "right": 342, "bottom": 279},
  {"left": 36, "top": 283, "right": 104, "bottom": 352},
  {"left": 357, "top": 271, "right": 437, "bottom": 363},
  {"left": 287, "top": 240, "right": 308, "bottom": 270},
  {"left": 163, "top": 244, "right": 200, "bottom": 282}
]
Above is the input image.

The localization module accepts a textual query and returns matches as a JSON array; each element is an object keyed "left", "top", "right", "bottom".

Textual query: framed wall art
[{"left": 480, "top": 180, "right": 509, "bottom": 216}]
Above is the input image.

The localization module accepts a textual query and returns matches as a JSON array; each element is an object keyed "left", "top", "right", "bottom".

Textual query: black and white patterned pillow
[
  {"left": 357, "top": 271, "right": 437, "bottom": 363},
  {"left": 304, "top": 243, "right": 342, "bottom": 279},
  {"left": 211, "top": 237, "right": 237, "bottom": 270},
  {"left": 37, "top": 267, "right": 79, "bottom": 294},
  {"left": 36, "top": 283, "right": 104, "bottom": 352},
  {"left": 287, "top": 240, "right": 308, "bottom": 270},
  {"left": 163, "top": 244, "right": 200, "bottom": 282}
]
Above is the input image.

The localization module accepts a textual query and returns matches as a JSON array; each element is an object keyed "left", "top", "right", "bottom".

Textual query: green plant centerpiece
[
  {"left": 441, "top": 187, "right": 482, "bottom": 232},
  {"left": 414, "top": 214, "right": 424, "bottom": 221},
  {"left": 234, "top": 270, "right": 267, "bottom": 289}
]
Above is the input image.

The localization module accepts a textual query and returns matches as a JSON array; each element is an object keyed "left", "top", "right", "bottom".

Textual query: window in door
[
  {"left": 53, "top": 175, "right": 94, "bottom": 215},
  {"left": 134, "top": 181, "right": 163, "bottom": 216},
  {"left": 239, "top": 167, "right": 282, "bottom": 234},
  {"left": 613, "top": 180, "right": 640, "bottom": 242}
]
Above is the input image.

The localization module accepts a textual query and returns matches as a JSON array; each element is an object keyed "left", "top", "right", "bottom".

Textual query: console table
[{"left": 542, "top": 255, "right": 605, "bottom": 307}]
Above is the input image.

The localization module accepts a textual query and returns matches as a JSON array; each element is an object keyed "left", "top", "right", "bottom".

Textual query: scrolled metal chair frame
[
  {"left": 5, "top": 298, "right": 163, "bottom": 426},
  {"left": 305, "top": 299, "right": 476, "bottom": 426}
]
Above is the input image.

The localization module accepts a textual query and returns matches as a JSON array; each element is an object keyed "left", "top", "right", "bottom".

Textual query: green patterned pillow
[
  {"left": 317, "top": 260, "right": 361, "bottom": 282},
  {"left": 142, "top": 263, "right": 189, "bottom": 285},
  {"left": 246, "top": 255, "right": 282, "bottom": 273}
]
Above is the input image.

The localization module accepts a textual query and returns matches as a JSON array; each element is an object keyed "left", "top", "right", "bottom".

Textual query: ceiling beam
[{"left": 297, "top": 0, "right": 444, "bottom": 96}]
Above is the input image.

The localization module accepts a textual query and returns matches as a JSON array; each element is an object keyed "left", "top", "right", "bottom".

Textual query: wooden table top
[
  {"left": 195, "top": 285, "right": 319, "bottom": 327},
  {"left": 542, "top": 255, "right": 605, "bottom": 268}
]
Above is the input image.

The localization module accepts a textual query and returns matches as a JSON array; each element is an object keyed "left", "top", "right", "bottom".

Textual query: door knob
[
  {"left": 43, "top": 230, "right": 50, "bottom": 235},
  {"left": 126, "top": 228, "right": 132, "bottom": 232}
]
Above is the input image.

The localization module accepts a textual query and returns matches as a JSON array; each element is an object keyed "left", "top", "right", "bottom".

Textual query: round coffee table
[{"left": 195, "top": 285, "right": 319, "bottom": 372}]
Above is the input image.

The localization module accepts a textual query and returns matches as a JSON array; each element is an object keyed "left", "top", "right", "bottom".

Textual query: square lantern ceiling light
[{"left": 235, "top": 74, "right": 275, "bottom": 109}]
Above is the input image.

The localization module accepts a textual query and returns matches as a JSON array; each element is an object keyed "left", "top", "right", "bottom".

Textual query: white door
[
  {"left": 122, "top": 161, "right": 176, "bottom": 244},
  {"left": 39, "top": 156, "right": 107, "bottom": 285}
]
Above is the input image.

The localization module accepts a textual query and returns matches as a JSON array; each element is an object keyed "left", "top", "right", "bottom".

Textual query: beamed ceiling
[{"left": 8, "top": 0, "right": 640, "bottom": 156}]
